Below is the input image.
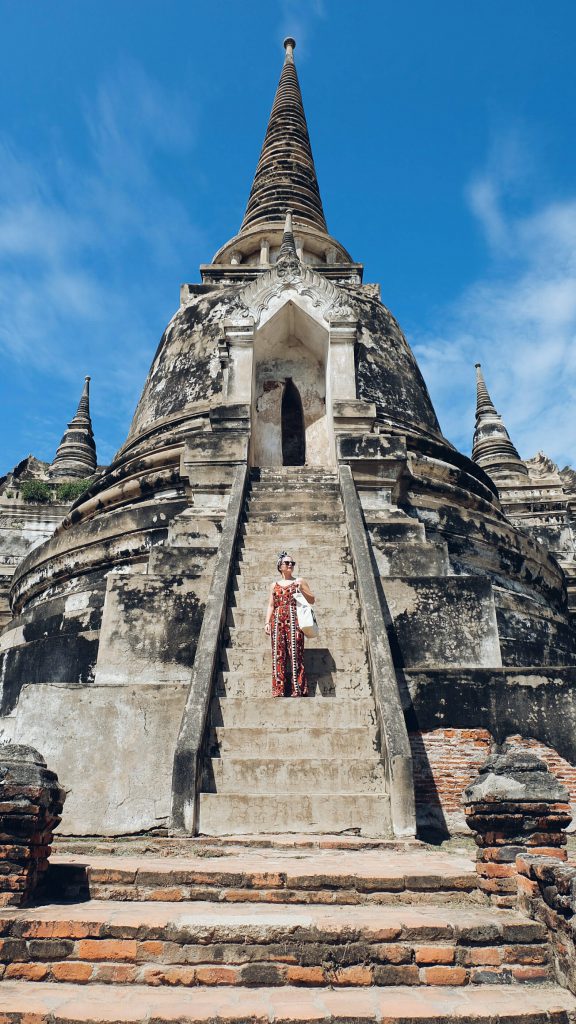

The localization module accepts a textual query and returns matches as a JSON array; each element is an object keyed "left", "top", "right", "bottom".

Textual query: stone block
[
  {"left": 10, "top": 684, "right": 187, "bottom": 834},
  {"left": 94, "top": 574, "right": 204, "bottom": 685},
  {"left": 383, "top": 577, "right": 501, "bottom": 667}
]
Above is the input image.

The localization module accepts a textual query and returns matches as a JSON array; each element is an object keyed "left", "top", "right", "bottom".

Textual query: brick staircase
[
  {"left": 0, "top": 840, "right": 574, "bottom": 1021},
  {"left": 199, "top": 467, "right": 392, "bottom": 837}
]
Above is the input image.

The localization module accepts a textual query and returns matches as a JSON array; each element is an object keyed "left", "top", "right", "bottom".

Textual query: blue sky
[{"left": 1, "top": 1, "right": 575, "bottom": 474}]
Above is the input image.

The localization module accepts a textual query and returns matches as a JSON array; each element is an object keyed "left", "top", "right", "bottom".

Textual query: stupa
[{"left": 0, "top": 38, "right": 574, "bottom": 838}]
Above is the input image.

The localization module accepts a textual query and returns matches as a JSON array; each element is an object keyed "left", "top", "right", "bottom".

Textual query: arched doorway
[{"left": 281, "top": 379, "right": 306, "bottom": 466}]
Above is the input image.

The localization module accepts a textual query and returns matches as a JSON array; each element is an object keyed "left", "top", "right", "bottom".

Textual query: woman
[{"left": 264, "top": 551, "right": 315, "bottom": 697}]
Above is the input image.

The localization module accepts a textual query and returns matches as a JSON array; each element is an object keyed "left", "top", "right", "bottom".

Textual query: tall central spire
[{"left": 240, "top": 37, "right": 328, "bottom": 234}]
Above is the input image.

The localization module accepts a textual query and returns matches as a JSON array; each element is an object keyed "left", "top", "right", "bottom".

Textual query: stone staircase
[
  {"left": 198, "top": 467, "right": 392, "bottom": 837},
  {"left": 0, "top": 841, "right": 574, "bottom": 1021}
]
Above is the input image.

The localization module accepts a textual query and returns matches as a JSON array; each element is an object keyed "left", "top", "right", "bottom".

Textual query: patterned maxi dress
[{"left": 270, "top": 581, "right": 308, "bottom": 697}]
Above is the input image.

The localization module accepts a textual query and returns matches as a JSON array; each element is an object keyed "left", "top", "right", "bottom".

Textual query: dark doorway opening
[{"left": 281, "top": 379, "right": 306, "bottom": 466}]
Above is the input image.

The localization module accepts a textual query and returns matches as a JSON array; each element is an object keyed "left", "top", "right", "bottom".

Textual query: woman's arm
[
  {"left": 298, "top": 578, "right": 315, "bottom": 604},
  {"left": 264, "top": 583, "right": 275, "bottom": 633}
]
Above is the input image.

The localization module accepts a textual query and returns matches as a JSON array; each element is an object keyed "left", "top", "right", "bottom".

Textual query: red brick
[
  {"left": 476, "top": 862, "right": 516, "bottom": 878},
  {"left": 510, "top": 965, "right": 551, "bottom": 982},
  {"left": 420, "top": 966, "right": 468, "bottom": 986},
  {"left": 331, "top": 965, "right": 373, "bottom": 986},
  {"left": 460, "top": 946, "right": 503, "bottom": 966},
  {"left": 51, "top": 961, "right": 93, "bottom": 983},
  {"left": 414, "top": 945, "right": 455, "bottom": 965},
  {"left": 503, "top": 944, "right": 549, "bottom": 965},
  {"left": 92, "top": 963, "right": 139, "bottom": 983},
  {"left": 285, "top": 965, "right": 325, "bottom": 985},
  {"left": 5, "top": 962, "right": 48, "bottom": 981},
  {"left": 76, "top": 939, "right": 137, "bottom": 962},
  {"left": 517, "top": 876, "right": 539, "bottom": 897},
  {"left": 195, "top": 966, "right": 240, "bottom": 985}
]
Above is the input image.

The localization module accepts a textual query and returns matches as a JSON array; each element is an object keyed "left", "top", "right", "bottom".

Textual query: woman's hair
[{"left": 277, "top": 550, "right": 295, "bottom": 573}]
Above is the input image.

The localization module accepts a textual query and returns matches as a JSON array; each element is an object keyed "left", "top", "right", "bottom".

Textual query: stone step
[
  {"left": 240, "top": 525, "right": 348, "bottom": 541},
  {"left": 209, "top": 726, "right": 377, "bottom": 758},
  {"left": 198, "top": 793, "right": 392, "bottom": 836},
  {"left": 1, "top": 980, "right": 574, "bottom": 1020},
  {"left": 0, "top": 982, "right": 573, "bottom": 1020},
  {"left": 237, "top": 546, "right": 350, "bottom": 565},
  {"left": 0, "top": 898, "right": 552, "bottom": 990},
  {"left": 234, "top": 565, "right": 354, "bottom": 582},
  {"left": 225, "top": 594, "right": 360, "bottom": 625},
  {"left": 203, "top": 756, "right": 386, "bottom": 794},
  {"left": 249, "top": 492, "right": 341, "bottom": 507},
  {"left": 209, "top": 697, "right": 377, "bottom": 729},
  {"left": 255, "top": 469, "right": 339, "bottom": 481},
  {"left": 231, "top": 579, "right": 357, "bottom": 596},
  {"left": 224, "top": 627, "right": 365, "bottom": 652},
  {"left": 47, "top": 847, "right": 479, "bottom": 904},
  {"left": 215, "top": 670, "right": 372, "bottom": 698},
  {"left": 221, "top": 647, "right": 369, "bottom": 675},
  {"left": 248, "top": 510, "right": 345, "bottom": 524}
]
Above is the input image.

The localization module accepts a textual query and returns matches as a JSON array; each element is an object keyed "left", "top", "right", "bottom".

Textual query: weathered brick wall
[
  {"left": 409, "top": 728, "right": 493, "bottom": 834},
  {"left": 505, "top": 734, "right": 576, "bottom": 824},
  {"left": 409, "top": 727, "right": 576, "bottom": 836}
]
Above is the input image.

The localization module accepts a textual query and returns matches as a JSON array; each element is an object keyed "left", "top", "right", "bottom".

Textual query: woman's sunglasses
[{"left": 282, "top": 560, "right": 295, "bottom": 566}]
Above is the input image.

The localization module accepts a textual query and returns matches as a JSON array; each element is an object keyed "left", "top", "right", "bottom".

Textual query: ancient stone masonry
[
  {"left": 0, "top": 744, "right": 65, "bottom": 906},
  {"left": 0, "top": 377, "right": 101, "bottom": 630},
  {"left": 471, "top": 363, "right": 576, "bottom": 618},
  {"left": 463, "top": 749, "right": 571, "bottom": 908},
  {"left": 0, "top": 37, "right": 575, "bottom": 839}
]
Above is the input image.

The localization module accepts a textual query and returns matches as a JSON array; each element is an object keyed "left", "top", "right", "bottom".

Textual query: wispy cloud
[
  {"left": 278, "top": 0, "right": 326, "bottom": 57},
  {"left": 413, "top": 139, "right": 576, "bottom": 468},
  {"left": 0, "top": 62, "right": 199, "bottom": 468}
]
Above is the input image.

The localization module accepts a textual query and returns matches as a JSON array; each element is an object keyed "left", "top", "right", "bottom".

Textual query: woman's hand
[{"left": 265, "top": 622, "right": 271, "bottom": 635}]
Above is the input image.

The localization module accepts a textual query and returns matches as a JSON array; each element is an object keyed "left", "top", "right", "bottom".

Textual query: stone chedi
[
  {"left": 0, "top": 38, "right": 575, "bottom": 839},
  {"left": 0, "top": 377, "right": 99, "bottom": 629}
]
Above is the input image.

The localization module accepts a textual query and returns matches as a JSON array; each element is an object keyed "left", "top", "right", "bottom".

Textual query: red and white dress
[{"left": 270, "top": 580, "right": 308, "bottom": 698}]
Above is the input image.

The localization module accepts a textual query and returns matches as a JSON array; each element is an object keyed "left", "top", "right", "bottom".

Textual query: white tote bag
[{"left": 293, "top": 588, "right": 319, "bottom": 638}]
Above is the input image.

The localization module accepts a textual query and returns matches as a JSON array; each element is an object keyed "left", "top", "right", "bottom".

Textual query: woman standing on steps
[{"left": 264, "top": 551, "right": 315, "bottom": 697}]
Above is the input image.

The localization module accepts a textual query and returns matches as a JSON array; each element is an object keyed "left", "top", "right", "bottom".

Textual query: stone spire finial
[
  {"left": 239, "top": 38, "right": 328, "bottom": 235},
  {"left": 277, "top": 209, "right": 299, "bottom": 263},
  {"left": 50, "top": 376, "right": 97, "bottom": 479},
  {"left": 475, "top": 363, "right": 497, "bottom": 416},
  {"left": 471, "top": 363, "right": 528, "bottom": 481}
]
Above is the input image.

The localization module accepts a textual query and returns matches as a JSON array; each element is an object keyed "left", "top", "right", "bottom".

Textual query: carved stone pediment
[{"left": 237, "top": 260, "right": 352, "bottom": 325}]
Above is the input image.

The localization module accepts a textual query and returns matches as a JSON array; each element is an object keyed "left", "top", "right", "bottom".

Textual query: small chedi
[{"left": 0, "top": 38, "right": 575, "bottom": 841}]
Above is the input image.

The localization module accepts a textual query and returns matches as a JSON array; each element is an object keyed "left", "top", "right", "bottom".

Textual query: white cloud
[{"left": 413, "top": 147, "right": 576, "bottom": 469}]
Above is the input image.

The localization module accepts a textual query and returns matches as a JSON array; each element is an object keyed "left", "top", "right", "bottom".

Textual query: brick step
[
  {"left": 215, "top": 669, "right": 372, "bottom": 698},
  {"left": 47, "top": 848, "right": 478, "bottom": 903},
  {"left": 198, "top": 792, "right": 391, "bottom": 836},
  {"left": 0, "top": 981, "right": 573, "bottom": 1020},
  {"left": 209, "top": 726, "right": 377, "bottom": 757},
  {"left": 209, "top": 697, "right": 376, "bottom": 729},
  {"left": 221, "top": 647, "right": 368, "bottom": 675},
  {"left": 203, "top": 756, "right": 386, "bottom": 794},
  {"left": 0, "top": 981, "right": 573, "bottom": 1021},
  {"left": 0, "top": 901, "right": 553, "bottom": 990}
]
